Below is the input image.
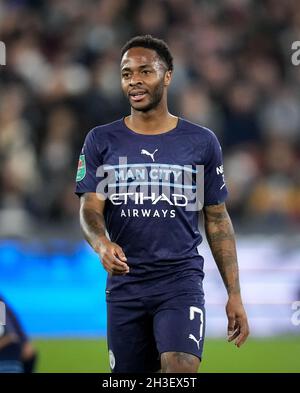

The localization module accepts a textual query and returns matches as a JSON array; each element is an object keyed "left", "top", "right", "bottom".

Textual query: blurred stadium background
[{"left": 0, "top": 0, "right": 300, "bottom": 372}]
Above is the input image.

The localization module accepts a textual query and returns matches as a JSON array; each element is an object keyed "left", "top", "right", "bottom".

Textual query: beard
[{"left": 130, "top": 82, "right": 164, "bottom": 112}]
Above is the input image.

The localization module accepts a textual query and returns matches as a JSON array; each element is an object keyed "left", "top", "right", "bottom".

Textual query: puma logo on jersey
[
  {"left": 141, "top": 148, "right": 158, "bottom": 162},
  {"left": 188, "top": 334, "right": 202, "bottom": 350}
]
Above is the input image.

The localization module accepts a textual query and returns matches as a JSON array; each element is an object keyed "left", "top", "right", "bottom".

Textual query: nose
[{"left": 129, "top": 72, "right": 142, "bottom": 86}]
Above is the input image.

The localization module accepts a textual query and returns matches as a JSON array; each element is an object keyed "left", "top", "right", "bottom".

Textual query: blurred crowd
[{"left": 0, "top": 0, "right": 300, "bottom": 237}]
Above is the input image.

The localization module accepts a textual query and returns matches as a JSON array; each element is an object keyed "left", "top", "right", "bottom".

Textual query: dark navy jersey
[
  {"left": 75, "top": 118, "right": 228, "bottom": 301},
  {"left": 0, "top": 296, "right": 28, "bottom": 343}
]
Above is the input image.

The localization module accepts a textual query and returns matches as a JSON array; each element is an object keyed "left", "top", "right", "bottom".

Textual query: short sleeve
[
  {"left": 204, "top": 132, "right": 228, "bottom": 206},
  {"left": 75, "top": 128, "right": 102, "bottom": 196}
]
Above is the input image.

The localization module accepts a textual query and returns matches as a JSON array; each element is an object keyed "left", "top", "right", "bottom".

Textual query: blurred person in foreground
[
  {"left": 0, "top": 295, "right": 37, "bottom": 373},
  {"left": 76, "top": 35, "right": 249, "bottom": 373}
]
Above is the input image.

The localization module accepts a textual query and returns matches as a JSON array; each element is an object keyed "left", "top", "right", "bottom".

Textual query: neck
[{"left": 126, "top": 95, "right": 177, "bottom": 134}]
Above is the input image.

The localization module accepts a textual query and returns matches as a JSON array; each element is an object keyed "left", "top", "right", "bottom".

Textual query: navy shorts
[
  {"left": 107, "top": 292, "right": 205, "bottom": 373},
  {"left": 0, "top": 342, "right": 23, "bottom": 373}
]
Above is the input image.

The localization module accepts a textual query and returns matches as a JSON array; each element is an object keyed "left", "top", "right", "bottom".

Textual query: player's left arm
[{"left": 203, "top": 202, "right": 250, "bottom": 347}]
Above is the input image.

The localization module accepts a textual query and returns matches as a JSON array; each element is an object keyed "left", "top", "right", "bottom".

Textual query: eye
[
  {"left": 122, "top": 73, "right": 130, "bottom": 79},
  {"left": 142, "top": 70, "right": 151, "bottom": 75}
]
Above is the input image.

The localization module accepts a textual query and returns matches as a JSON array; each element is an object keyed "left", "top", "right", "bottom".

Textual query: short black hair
[{"left": 121, "top": 35, "right": 173, "bottom": 71}]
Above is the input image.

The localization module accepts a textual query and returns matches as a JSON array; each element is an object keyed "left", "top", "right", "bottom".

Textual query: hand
[
  {"left": 226, "top": 294, "right": 250, "bottom": 347},
  {"left": 98, "top": 237, "right": 129, "bottom": 276},
  {"left": 21, "top": 342, "right": 36, "bottom": 361}
]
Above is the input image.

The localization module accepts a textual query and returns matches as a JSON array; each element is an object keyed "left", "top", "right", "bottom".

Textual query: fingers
[
  {"left": 112, "top": 246, "right": 129, "bottom": 274},
  {"left": 227, "top": 318, "right": 249, "bottom": 347},
  {"left": 234, "top": 318, "right": 250, "bottom": 348},
  {"left": 114, "top": 246, "right": 127, "bottom": 262},
  {"left": 227, "top": 325, "right": 240, "bottom": 342},
  {"left": 100, "top": 244, "right": 129, "bottom": 275},
  {"left": 227, "top": 314, "right": 236, "bottom": 339},
  {"left": 103, "top": 255, "right": 129, "bottom": 275},
  {"left": 226, "top": 300, "right": 250, "bottom": 348}
]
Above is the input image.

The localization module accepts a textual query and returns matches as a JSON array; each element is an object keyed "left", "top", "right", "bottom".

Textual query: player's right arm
[
  {"left": 80, "top": 192, "right": 129, "bottom": 275},
  {"left": 0, "top": 334, "right": 19, "bottom": 351}
]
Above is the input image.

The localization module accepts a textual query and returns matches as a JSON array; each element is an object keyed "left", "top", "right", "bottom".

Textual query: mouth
[{"left": 129, "top": 90, "right": 148, "bottom": 102}]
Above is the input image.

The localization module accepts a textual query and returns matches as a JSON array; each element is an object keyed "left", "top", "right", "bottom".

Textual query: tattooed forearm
[
  {"left": 81, "top": 207, "right": 105, "bottom": 235},
  {"left": 79, "top": 193, "right": 107, "bottom": 252},
  {"left": 203, "top": 203, "right": 241, "bottom": 296}
]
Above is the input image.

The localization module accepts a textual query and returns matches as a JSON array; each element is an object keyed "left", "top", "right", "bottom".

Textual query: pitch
[{"left": 33, "top": 336, "right": 300, "bottom": 373}]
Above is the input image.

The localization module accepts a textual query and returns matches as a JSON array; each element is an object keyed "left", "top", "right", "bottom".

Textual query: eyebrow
[{"left": 121, "top": 64, "right": 151, "bottom": 72}]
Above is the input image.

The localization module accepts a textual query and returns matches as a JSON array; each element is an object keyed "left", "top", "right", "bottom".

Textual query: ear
[{"left": 164, "top": 70, "right": 172, "bottom": 86}]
